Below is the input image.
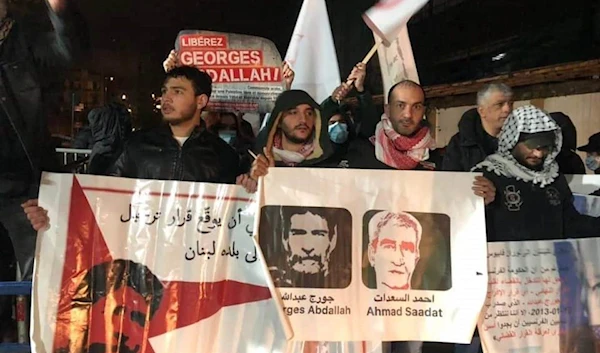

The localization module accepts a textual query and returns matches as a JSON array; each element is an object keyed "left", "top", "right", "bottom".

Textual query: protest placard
[{"left": 175, "top": 30, "right": 284, "bottom": 114}]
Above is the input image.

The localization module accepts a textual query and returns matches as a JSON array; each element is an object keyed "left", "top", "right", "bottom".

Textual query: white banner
[
  {"left": 258, "top": 168, "right": 488, "bottom": 343},
  {"left": 31, "top": 173, "right": 291, "bottom": 353},
  {"left": 285, "top": 0, "right": 341, "bottom": 103},
  {"left": 480, "top": 194, "right": 600, "bottom": 353},
  {"left": 374, "top": 25, "right": 420, "bottom": 103}
]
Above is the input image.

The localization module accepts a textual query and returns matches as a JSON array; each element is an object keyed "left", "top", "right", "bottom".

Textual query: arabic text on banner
[{"left": 31, "top": 173, "right": 291, "bottom": 353}]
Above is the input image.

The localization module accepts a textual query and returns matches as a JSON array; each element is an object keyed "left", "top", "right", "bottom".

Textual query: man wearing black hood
[
  {"left": 550, "top": 112, "right": 586, "bottom": 174},
  {"left": 249, "top": 88, "right": 362, "bottom": 353},
  {"left": 252, "top": 89, "right": 336, "bottom": 169},
  {"left": 474, "top": 105, "right": 600, "bottom": 242}
]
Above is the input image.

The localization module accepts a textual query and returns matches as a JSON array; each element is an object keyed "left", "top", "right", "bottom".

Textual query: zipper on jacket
[
  {"left": 177, "top": 145, "right": 184, "bottom": 180},
  {"left": 171, "top": 145, "right": 184, "bottom": 181}
]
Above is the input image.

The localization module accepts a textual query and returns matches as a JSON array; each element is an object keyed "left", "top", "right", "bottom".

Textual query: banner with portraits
[
  {"left": 31, "top": 173, "right": 291, "bottom": 353},
  {"left": 258, "top": 168, "right": 488, "bottom": 343},
  {"left": 478, "top": 194, "right": 600, "bottom": 353}
]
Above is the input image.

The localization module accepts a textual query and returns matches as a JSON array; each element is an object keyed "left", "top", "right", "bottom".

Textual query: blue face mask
[
  {"left": 219, "top": 131, "right": 237, "bottom": 145},
  {"left": 328, "top": 122, "right": 349, "bottom": 144},
  {"left": 585, "top": 156, "right": 600, "bottom": 171}
]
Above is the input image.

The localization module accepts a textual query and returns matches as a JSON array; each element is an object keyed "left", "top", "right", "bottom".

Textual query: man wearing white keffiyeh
[
  {"left": 474, "top": 105, "right": 562, "bottom": 187},
  {"left": 473, "top": 105, "right": 600, "bottom": 242}
]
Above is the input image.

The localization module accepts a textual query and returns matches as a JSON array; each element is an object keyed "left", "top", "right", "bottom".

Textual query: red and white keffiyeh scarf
[
  {"left": 370, "top": 114, "right": 436, "bottom": 170},
  {"left": 272, "top": 133, "right": 315, "bottom": 166}
]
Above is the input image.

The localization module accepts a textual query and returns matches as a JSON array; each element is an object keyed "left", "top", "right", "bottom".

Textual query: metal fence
[{"left": 55, "top": 147, "right": 92, "bottom": 174}]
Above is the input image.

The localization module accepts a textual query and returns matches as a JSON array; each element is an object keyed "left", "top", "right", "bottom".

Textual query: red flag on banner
[{"left": 41, "top": 175, "right": 289, "bottom": 353}]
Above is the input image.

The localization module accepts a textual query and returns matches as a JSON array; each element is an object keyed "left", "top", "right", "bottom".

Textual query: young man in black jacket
[
  {"left": 24, "top": 66, "right": 243, "bottom": 231},
  {"left": 109, "top": 66, "right": 241, "bottom": 182},
  {"left": 0, "top": 0, "right": 87, "bottom": 280}
]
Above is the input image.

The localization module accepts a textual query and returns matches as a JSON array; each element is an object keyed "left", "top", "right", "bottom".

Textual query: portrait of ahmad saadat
[
  {"left": 362, "top": 210, "right": 452, "bottom": 291},
  {"left": 259, "top": 206, "right": 352, "bottom": 289}
]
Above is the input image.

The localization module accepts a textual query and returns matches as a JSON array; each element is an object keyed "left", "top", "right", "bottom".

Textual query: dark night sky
[
  {"left": 76, "top": 0, "right": 377, "bottom": 99},
  {"left": 27, "top": 0, "right": 597, "bottom": 115}
]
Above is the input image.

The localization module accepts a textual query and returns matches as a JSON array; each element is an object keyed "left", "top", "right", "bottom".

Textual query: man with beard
[
  {"left": 340, "top": 80, "right": 442, "bottom": 172},
  {"left": 474, "top": 105, "right": 600, "bottom": 242},
  {"left": 270, "top": 208, "right": 339, "bottom": 288},
  {"left": 251, "top": 89, "right": 336, "bottom": 169},
  {"left": 24, "top": 67, "right": 243, "bottom": 232},
  {"left": 54, "top": 259, "right": 163, "bottom": 353},
  {"left": 108, "top": 66, "right": 241, "bottom": 181}
]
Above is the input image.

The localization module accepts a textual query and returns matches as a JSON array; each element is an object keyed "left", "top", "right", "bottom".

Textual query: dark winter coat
[
  {"left": 442, "top": 108, "right": 497, "bottom": 172},
  {"left": 87, "top": 103, "right": 132, "bottom": 175},
  {"left": 110, "top": 123, "right": 240, "bottom": 184},
  {"left": 482, "top": 172, "right": 600, "bottom": 242},
  {"left": 0, "top": 4, "right": 87, "bottom": 196}
]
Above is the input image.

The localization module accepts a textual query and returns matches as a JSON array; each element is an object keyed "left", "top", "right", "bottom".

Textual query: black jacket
[
  {"left": 87, "top": 103, "right": 132, "bottom": 175},
  {"left": 442, "top": 108, "right": 497, "bottom": 172},
  {"left": 110, "top": 124, "right": 241, "bottom": 184},
  {"left": 0, "top": 3, "right": 87, "bottom": 195},
  {"left": 549, "top": 112, "right": 586, "bottom": 174},
  {"left": 0, "top": 1, "right": 87, "bottom": 195},
  {"left": 482, "top": 172, "right": 600, "bottom": 242}
]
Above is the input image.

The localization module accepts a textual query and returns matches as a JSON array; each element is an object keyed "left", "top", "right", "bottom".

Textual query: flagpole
[
  {"left": 345, "top": 40, "right": 383, "bottom": 85},
  {"left": 361, "top": 40, "right": 383, "bottom": 64}
]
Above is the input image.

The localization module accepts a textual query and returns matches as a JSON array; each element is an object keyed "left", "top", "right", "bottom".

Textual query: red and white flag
[
  {"left": 31, "top": 173, "right": 292, "bottom": 353},
  {"left": 363, "top": 0, "right": 429, "bottom": 46},
  {"left": 285, "top": 0, "right": 341, "bottom": 103}
]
